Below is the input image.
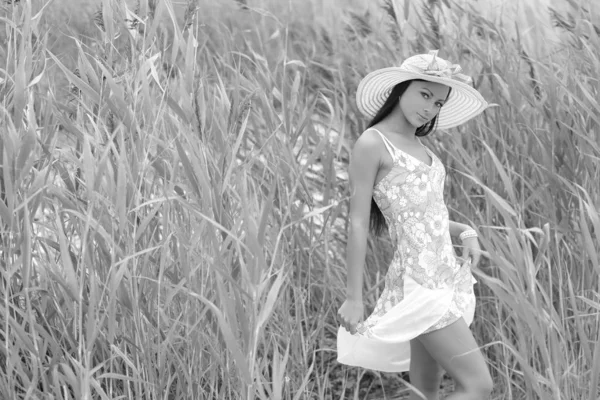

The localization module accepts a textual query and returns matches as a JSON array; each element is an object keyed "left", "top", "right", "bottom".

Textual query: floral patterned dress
[{"left": 337, "top": 128, "right": 477, "bottom": 373}]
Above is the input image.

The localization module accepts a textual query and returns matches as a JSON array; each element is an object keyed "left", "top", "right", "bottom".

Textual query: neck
[{"left": 378, "top": 105, "right": 418, "bottom": 141}]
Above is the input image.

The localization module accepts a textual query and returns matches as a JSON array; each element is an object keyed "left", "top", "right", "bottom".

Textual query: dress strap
[{"left": 368, "top": 128, "right": 397, "bottom": 159}]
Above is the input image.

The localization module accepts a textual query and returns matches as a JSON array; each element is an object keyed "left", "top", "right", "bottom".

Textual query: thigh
[
  {"left": 409, "top": 339, "right": 443, "bottom": 392},
  {"left": 417, "top": 317, "right": 490, "bottom": 387}
]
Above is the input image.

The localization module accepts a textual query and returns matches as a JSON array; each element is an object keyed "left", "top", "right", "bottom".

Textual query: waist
[{"left": 392, "top": 248, "right": 470, "bottom": 289}]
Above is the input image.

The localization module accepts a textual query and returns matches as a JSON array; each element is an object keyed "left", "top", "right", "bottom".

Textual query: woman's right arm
[{"left": 338, "top": 131, "right": 381, "bottom": 333}]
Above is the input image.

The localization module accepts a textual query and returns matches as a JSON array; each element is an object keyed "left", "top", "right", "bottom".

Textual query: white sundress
[{"left": 336, "top": 128, "right": 477, "bottom": 373}]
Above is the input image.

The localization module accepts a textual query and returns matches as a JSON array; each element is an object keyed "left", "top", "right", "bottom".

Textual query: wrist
[{"left": 345, "top": 292, "right": 363, "bottom": 302}]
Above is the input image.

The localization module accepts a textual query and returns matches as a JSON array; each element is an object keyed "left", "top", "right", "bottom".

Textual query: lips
[{"left": 417, "top": 113, "right": 428, "bottom": 122}]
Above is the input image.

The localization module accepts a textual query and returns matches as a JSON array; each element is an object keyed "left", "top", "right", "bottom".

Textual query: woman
[{"left": 337, "top": 51, "right": 494, "bottom": 400}]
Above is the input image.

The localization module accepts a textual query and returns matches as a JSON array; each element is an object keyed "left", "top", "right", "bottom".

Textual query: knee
[
  {"left": 478, "top": 372, "right": 494, "bottom": 395},
  {"left": 461, "top": 373, "right": 493, "bottom": 398}
]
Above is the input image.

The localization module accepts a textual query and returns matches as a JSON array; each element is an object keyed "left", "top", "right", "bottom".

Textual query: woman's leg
[
  {"left": 417, "top": 318, "right": 493, "bottom": 400},
  {"left": 408, "top": 339, "right": 444, "bottom": 400}
]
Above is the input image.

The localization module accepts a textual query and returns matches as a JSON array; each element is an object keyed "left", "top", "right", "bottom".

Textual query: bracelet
[{"left": 459, "top": 229, "right": 478, "bottom": 242}]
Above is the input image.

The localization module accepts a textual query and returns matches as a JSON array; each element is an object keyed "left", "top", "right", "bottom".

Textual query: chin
[{"left": 411, "top": 118, "right": 427, "bottom": 128}]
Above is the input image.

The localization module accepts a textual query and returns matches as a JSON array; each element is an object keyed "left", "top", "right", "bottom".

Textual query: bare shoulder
[
  {"left": 352, "top": 128, "right": 383, "bottom": 158},
  {"left": 349, "top": 128, "right": 383, "bottom": 185}
]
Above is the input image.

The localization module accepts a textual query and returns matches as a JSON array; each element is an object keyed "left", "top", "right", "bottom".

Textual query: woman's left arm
[{"left": 449, "top": 220, "right": 482, "bottom": 268}]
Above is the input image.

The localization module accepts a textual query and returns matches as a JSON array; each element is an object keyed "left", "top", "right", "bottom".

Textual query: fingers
[
  {"left": 337, "top": 313, "right": 345, "bottom": 331},
  {"left": 471, "top": 252, "right": 481, "bottom": 269},
  {"left": 462, "top": 247, "right": 471, "bottom": 264},
  {"left": 337, "top": 311, "right": 347, "bottom": 331},
  {"left": 347, "top": 320, "right": 357, "bottom": 335},
  {"left": 337, "top": 313, "right": 358, "bottom": 334},
  {"left": 344, "top": 321, "right": 357, "bottom": 334},
  {"left": 349, "top": 317, "right": 359, "bottom": 334},
  {"left": 466, "top": 244, "right": 481, "bottom": 268}
]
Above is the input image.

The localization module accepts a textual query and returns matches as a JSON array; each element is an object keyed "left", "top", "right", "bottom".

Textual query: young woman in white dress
[{"left": 337, "top": 51, "right": 494, "bottom": 400}]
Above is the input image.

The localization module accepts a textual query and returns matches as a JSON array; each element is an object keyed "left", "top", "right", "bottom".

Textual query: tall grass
[{"left": 0, "top": 0, "right": 598, "bottom": 399}]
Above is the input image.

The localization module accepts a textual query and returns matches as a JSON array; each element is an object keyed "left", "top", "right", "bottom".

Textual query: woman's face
[{"left": 398, "top": 80, "right": 450, "bottom": 128}]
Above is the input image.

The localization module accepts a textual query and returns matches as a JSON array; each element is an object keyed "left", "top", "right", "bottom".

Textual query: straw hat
[{"left": 356, "top": 50, "right": 490, "bottom": 130}]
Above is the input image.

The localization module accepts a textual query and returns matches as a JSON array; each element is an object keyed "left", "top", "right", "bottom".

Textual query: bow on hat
[{"left": 404, "top": 50, "right": 473, "bottom": 85}]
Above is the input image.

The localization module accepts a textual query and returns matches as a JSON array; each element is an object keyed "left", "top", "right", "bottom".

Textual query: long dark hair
[{"left": 368, "top": 79, "right": 451, "bottom": 236}]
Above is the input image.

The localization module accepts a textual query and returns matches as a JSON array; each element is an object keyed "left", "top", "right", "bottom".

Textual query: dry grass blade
[
  {"left": 454, "top": 170, "right": 518, "bottom": 218},
  {"left": 186, "top": 289, "right": 252, "bottom": 385}
]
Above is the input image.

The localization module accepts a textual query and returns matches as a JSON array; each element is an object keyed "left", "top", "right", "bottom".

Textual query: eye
[
  {"left": 421, "top": 92, "right": 430, "bottom": 99},
  {"left": 435, "top": 102, "right": 444, "bottom": 108}
]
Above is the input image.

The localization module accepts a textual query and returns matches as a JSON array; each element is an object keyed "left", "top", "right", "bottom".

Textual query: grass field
[{"left": 1, "top": 0, "right": 599, "bottom": 399}]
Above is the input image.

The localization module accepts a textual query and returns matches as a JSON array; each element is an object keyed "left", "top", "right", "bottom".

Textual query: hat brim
[{"left": 356, "top": 67, "right": 489, "bottom": 130}]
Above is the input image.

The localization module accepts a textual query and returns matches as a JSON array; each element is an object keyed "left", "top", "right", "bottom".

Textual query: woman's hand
[
  {"left": 337, "top": 298, "right": 364, "bottom": 335},
  {"left": 461, "top": 236, "right": 482, "bottom": 269}
]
